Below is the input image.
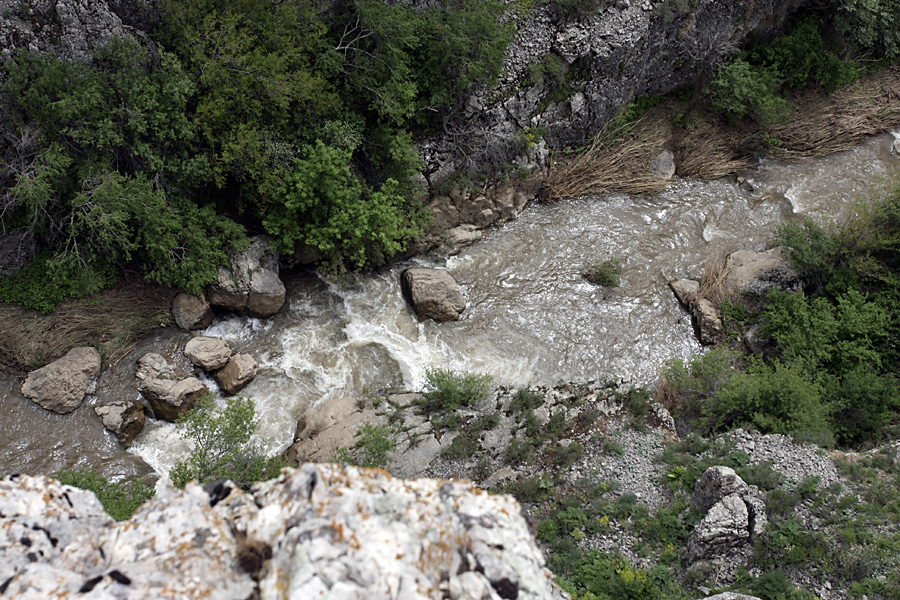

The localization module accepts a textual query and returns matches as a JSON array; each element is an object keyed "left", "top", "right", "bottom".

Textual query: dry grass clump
[
  {"left": 0, "top": 277, "right": 175, "bottom": 371},
  {"left": 767, "top": 65, "right": 900, "bottom": 157},
  {"left": 695, "top": 247, "right": 732, "bottom": 307},
  {"left": 542, "top": 65, "right": 900, "bottom": 202},
  {"left": 541, "top": 116, "right": 674, "bottom": 201}
]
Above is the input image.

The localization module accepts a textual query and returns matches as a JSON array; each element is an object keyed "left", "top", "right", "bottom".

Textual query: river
[{"left": 2, "top": 132, "right": 899, "bottom": 481}]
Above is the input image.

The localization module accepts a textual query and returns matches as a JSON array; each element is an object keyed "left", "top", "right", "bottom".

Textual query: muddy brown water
[{"left": 2, "top": 133, "right": 899, "bottom": 481}]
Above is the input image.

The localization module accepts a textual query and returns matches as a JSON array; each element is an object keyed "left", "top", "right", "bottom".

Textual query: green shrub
[
  {"left": 737, "top": 461, "right": 786, "bottom": 491},
  {"left": 353, "top": 422, "right": 395, "bottom": 469},
  {"left": 703, "top": 360, "right": 831, "bottom": 442},
  {"left": 509, "top": 387, "right": 544, "bottom": 414},
  {"left": 170, "top": 395, "right": 284, "bottom": 490},
  {"left": 419, "top": 368, "right": 493, "bottom": 412},
  {"left": 57, "top": 468, "right": 155, "bottom": 521},
  {"left": 707, "top": 58, "right": 789, "bottom": 124},
  {"left": 585, "top": 258, "right": 623, "bottom": 287}
]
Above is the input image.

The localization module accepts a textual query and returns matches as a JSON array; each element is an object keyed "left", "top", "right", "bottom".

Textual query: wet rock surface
[
  {"left": 184, "top": 335, "right": 233, "bottom": 371},
  {"left": 94, "top": 399, "right": 145, "bottom": 446},
  {"left": 215, "top": 353, "right": 259, "bottom": 395},
  {"left": 0, "top": 466, "right": 566, "bottom": 600},
  {"left": 171, "top": 293, "right": 214, "bottom": 331},
  {"left": 401, "top": 267, "right": 467, "bottom": 322},
  {"left": 20, "top": 346, "right": 101, "bottom": 414}
]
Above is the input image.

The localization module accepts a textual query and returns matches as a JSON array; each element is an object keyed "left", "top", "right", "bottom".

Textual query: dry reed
[
  {"left": 542, "top": 66, "right": 900, "bottom": 202},
  {"left": 0, "top": 278, "right": 175, "bottom": 371}
]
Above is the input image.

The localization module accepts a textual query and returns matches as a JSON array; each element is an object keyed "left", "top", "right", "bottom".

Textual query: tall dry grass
[
  {"left": 543, "top": 65, "right": 900, "bottom": 202},
  {"left": 0, "top": 278, "right": 175, "bottom": 371}
]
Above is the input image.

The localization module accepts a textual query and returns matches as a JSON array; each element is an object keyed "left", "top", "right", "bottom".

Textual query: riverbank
[{"left": 3, "top": 65, "right": 899, "bottom": 377}]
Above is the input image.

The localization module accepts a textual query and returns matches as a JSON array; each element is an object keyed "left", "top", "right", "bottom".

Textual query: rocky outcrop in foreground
[{"left": 0, "top": 465, "right": 565, "bottom": 600}]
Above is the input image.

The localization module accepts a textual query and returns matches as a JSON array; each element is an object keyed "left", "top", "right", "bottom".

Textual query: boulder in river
[
  {"left": 723, "top": 247, "right": 800, "bottom": 298},
  {"left": 401, "top": 268, "right": 467, "bottom": 322},
  {"left": 172, "top": 292, "right": 214, "bottom": 331},
  {"left": 669, "top": 278, "right": 700, "bottom": 306},
  {"left": 20, "top": 347, "right": 101, "bottom": 414},
  {"left": 215, "top": 353, "right": 259, "bottom": 395},
  {"left": 139, "top": 377, "right": 208, "bottom": 421},
  {"left": 207, "top": 236, "right": 286, "bottom": 318},
  {"left": 134, "top": 352, "right": 174, "bottom": 382},
  {"left": 94, "top": 399, "right": 145, "bottom": 446},
  {"left": 693, "top": 298, "right": 723, "bottom": 345},
  {"left": 184, "top": 336, "right": 233, "bottom": 371}
]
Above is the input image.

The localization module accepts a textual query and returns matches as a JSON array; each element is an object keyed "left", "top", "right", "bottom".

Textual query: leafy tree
[
  {"left": 157, "top": 0, "right": 340, "bottom": 197},
  {"left": 835, "top": 0, "right": 900, "bottom": 60},
  {"left": 1, "top": 39, "right": 246, "bottom": 306},
  {"left": 170, "top": 395, "right": 285, "bottom": 490},
  {"left": 57, "top": 468, "right": 155, "bottom": 521},
  {"left": 706, "top": 59, "right": 789, "bottom": 124},
  {"left": 264, "top": 140, "right": 425, "bottom": 271}
]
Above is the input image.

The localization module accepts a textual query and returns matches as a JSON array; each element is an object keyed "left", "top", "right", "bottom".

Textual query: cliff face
[
  {"left": 420, "top": 0, "right": 808, "bottom": 186},
  {"left": 0, "top": 466, "right": 565, "bottom": 599}
]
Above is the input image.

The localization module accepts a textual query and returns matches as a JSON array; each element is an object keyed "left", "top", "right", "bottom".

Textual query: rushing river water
[{"left": 2, "top": 132, "right": 899, "bottom": 481}]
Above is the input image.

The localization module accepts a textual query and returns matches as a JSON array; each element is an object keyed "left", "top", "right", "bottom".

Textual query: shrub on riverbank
[{"left": 662, "top": 185, "right": 900, "bottom": 449}]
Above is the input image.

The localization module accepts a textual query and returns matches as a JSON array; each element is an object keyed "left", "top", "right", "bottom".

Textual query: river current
[{"left": 2, "top": 132, "right": 899, "bottom": 481}]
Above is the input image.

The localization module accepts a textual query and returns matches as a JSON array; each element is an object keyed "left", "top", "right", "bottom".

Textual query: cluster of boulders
[
  {"left": 134, "top": 336, "right": 258, "bottom": 417},
  {"left": 0, "top": 465, "right": 567, "bottom": 600},
  {"left": 172, "top": 236, "right": 287, "bottom": 329},
  {"left": 670, "top": 246, "right": 801, "bottom": 345},
  {"left": 16, "top": 237, "right": 279, "bottom": 447}
]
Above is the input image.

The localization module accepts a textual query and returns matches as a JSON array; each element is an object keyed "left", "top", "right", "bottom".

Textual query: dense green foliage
[
  {"left": 663, "top": 186, "right": 900, "bottom": 447},
  {"left": 57, "top": 468, "right": 155, "bottom": 521},
  {"left": 170, "top": 395, "right": 285, "bottom": 489},
  {"left": 1, "top": 0, "right": 513, "bottom": 307},
  {"left": 0, "top": 39, "right": 247, "bottom": 309},
  {"left": 706, "top": 15, "right": 859, "bottom": 123}
]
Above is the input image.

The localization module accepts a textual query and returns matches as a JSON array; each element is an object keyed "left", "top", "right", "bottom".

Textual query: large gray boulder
[
  {"left": 0, "top": 467, "right": 567, "bottom": 600},
  {"left": 134, "top": 352, "right": 174, "bottom": 382},
  {"left": 401, "top": 268, "right": 467, "bottom": 322},
  {"left": 94, "top": 399, "right": 145, "bottom": 446},
  {"left": 687, "top": 467, "right": 767, "bottom": 562},
  {"left": 172, "top": 292, "right": 214, "bottom": 331},
  {"left": 20, "top": 347, "right": 102, "bottom": 414},
  {"left": 207, "top": 236, "right": 286, "bottom": 318},
  {"left": 138, "top": 377, "right": 207, "bottom": 421},
  {"left": 215, "top": 353, "right": 259, "bottom": 395},
  {"left": 723, "top": 247, "right": 801, "bottom": 298},
  {"left": 692, "top": 466, "right": 751, "bottom": 513},
  {"left": 184, "top": 336, "right": 233, "bottom": 371}
]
